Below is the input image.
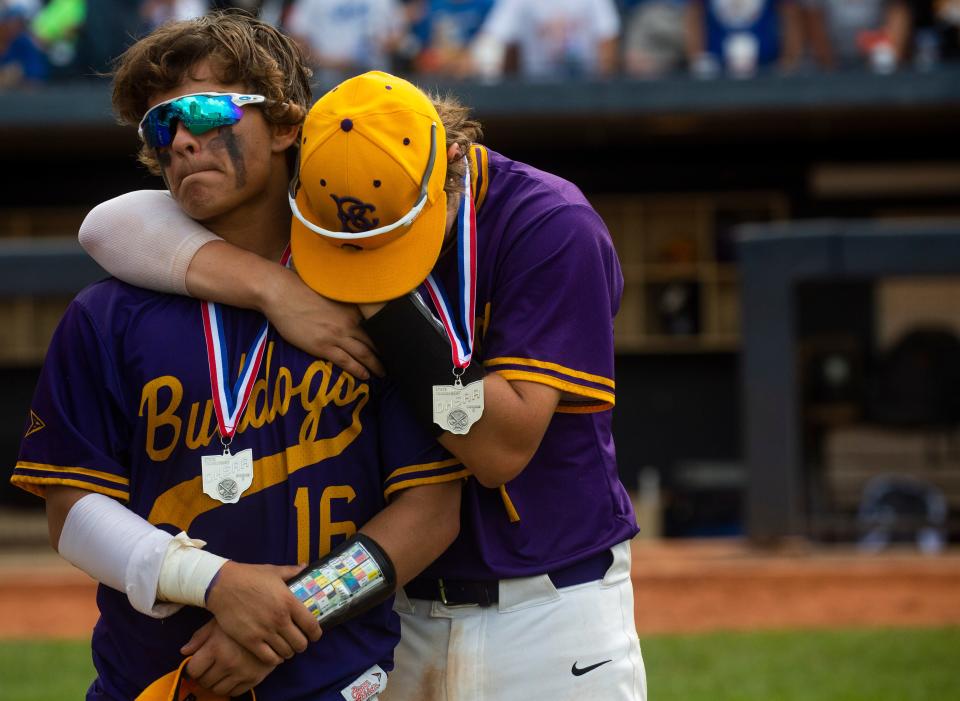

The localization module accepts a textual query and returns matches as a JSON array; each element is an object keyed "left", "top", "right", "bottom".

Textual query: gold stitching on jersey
[{"left": 24, "top": 410, "right": 45, "bottom": 438}]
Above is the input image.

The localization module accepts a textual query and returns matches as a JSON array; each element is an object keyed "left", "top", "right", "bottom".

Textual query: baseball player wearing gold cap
[
  {"left": 80, "top": 71, "right": 646, "bottom": 700},
  {"left": 18, "top": 15, "right": 471, "bottom": 701}
]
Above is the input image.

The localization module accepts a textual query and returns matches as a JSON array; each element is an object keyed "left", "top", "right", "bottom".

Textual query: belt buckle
[{"left": 438, "top": 577, "right": 449, "bottom": 605}]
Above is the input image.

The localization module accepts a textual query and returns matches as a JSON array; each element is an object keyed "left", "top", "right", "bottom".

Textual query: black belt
[{"left": 404, "top": 550, "right": 614, "bottom": 607}]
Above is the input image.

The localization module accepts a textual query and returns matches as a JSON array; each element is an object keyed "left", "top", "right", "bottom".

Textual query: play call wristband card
[{"left": 287, "top": 541, "right": 387, "bottom": 623}]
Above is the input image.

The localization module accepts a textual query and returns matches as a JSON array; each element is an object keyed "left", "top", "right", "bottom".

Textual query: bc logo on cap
[{"left": 331, "top": 194, "right": 380, "bottom": 234}]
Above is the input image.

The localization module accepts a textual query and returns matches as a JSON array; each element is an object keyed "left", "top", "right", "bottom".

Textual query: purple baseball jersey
[
  {"left": 419, "top": 147, "right": 639, "bottom": 581},
  {"left": 11, "top": 279, "right": 464, "bottom": 701}
]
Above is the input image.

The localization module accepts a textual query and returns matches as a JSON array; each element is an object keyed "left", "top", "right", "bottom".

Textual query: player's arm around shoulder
[
  {"left": 78, "top": 190, "right": 384, "bottom": 380},
  {"left": 78, "top": 190, "right": 218, "bottom": 296}
]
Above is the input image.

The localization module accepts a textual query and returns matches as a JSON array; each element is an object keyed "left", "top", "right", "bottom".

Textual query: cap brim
[{"left": 290, "top": 192, "right": 447, "bottom": 303}]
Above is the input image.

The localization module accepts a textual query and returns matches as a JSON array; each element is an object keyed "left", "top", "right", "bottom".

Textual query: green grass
[
  {"left": 0, "top": 640, "right": 94, "bottom": 700},
  {"left": 644, "top": 627, "right": 960, "bottom": 701},
  {"left": 2, "top": 628, "right": 959, "bottom": 700}
]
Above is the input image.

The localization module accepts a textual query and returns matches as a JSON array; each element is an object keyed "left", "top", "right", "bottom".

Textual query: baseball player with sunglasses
[
  {"left": 79, "top": 69, "right": 647, "bottom": 700},
  {"left": 13, "top": 14, "right": 468, "bottom": 701}
]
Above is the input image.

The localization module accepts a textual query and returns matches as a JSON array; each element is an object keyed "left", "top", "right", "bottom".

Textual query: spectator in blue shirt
[
  {"left": 686, "top": 0, "right": 803, "bottom": 76},
  {"left": 408, "top": 0, "right": 493, "bottom": 75},
  {"left": 0, "top": 1, "right": 48, "bottom": 86}
]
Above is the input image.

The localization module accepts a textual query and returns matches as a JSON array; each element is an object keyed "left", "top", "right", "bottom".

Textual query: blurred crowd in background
[{"left": 1, "top": 0, "right": 960, "bottom": 88}]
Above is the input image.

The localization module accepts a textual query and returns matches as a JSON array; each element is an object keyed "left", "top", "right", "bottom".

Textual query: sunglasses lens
[{"left": 142, "top": 95, "right": 246, "bottom": 148}]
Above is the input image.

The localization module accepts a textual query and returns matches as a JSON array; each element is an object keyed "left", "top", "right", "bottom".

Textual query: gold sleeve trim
[
  {"left": 383, "top": 469, "right": 471, "bottom": 499},
  {"left": 10, "top": 475, "right": 129, "bottom": 501},
  {"left": 491, "top": 369, "right": 616, "bottom": 407},
  {"left": 469, "top": 145, "right": 491, "bottom": 211},
  {"left": 484, "top": 357, "right": 615, "bottom": 389},
  {"left": 385, "top": 458, "right": 461, "bottom": 483},
  {"left": 15, "top": 461, "right": 130, "bottom": 486},
  {"left": 556, "top": 402, "right": 614, "bottom": 414}
]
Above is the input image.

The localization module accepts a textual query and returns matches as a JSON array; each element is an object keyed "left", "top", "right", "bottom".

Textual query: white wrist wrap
[
  {"left": 58, "top": 493, "right": 179, "bottom": 618},
  {"left": 57, "top": 494, "right": 228, "bottom": 618},
  {"left": 157, "top": 532, "right": 229, "bottom": 608}
]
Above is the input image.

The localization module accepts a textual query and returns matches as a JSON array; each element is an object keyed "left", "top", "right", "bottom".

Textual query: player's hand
[
  {"left": 204, "top": 561, "right": 322, "bottom": 665},
  {"left": 181, "top": 619, "right": 278, "bottom": 696},
  {"left": 261, "top": 266, "right": 385, "bottom": 380}
]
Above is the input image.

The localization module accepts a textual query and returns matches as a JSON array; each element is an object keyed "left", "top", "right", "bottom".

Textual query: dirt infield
[
  {"left": 630, "top": 539, "right": 960, "bottom": 633},
  {"left": 1, "top": 539, "right": 959, "bottom": 639}
]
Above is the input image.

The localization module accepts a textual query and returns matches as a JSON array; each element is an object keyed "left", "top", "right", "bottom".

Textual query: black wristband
[
  {"left": 286, "top": 533, "right": 397, "bottom": 629},
  {"left": 362, "top": 293, "right": 485, "bottom": 436}
]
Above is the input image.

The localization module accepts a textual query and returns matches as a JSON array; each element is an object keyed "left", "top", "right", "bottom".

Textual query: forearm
[
  {"left": 360, "top": 480, "right": 461, "bottom": 585},
  {"left": 46, "top": 487, "right": 215, "bottom": 617},
  {"left": 438, "top": 376, "right": 558, "bottom": 488},
  {"left": 79, "top": 190, "right": 220, "bottom": 295},
  {"left": 190, "top": 244, "right": 383, "bottom": 379},
  {"left": 185, "top": 240, "right": 292, "bottom": 313}
]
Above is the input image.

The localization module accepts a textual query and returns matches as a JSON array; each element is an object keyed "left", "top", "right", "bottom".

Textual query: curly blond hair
[
  {"left": 430, "top": 92, "right": 483, "bottom": 198},
  {"left": 112, "top": 10, "right": 312, "bottom": 175}
]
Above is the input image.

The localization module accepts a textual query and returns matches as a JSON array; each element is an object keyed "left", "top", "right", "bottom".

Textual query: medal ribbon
[
  {"left": 424, "top": 161, "right": 477, "bottom": 370},
  {"left": 201, "top": 246, "right": 291, "bottom": 443}
]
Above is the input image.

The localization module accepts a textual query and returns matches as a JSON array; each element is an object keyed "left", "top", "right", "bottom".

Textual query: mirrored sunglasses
[{"left": 138, "top": 92, "right": 266, "bottom": 149}]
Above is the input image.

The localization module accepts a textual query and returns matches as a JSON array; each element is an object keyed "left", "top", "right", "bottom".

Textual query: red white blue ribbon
[
  {"left": 424, "top": 161, "right": 477, "bottom": 370},
  {"left": 201, "top": 246, "right": 291, "bottom": 443}
]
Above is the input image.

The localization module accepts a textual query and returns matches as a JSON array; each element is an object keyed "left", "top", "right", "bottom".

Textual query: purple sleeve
[
  {"left": 482, "top": 203, "right": 623, "bottom": 410},
  {"left": 11, "top": 301, "right": 131, "bottom": 500},
  {"left": 378, "top": 380, "right": 466, "bottom": 499}
]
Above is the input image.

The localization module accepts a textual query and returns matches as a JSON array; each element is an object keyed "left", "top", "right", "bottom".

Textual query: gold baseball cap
[
  {"left": 289, "top": 71, "right": 448, "bottom": 303},
  {"left": 136, "top": 657, "right": 254, "bottom": 700}
]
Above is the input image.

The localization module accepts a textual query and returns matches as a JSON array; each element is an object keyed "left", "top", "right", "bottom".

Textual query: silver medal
[
  {"left": 432, "top": 378, "right": 484, "bottom": 435},
  {"left": 202, "top": 447, "right": 254, "bottom": 504}
]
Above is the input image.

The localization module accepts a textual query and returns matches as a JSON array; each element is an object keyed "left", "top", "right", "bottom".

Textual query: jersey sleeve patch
[
  {"left": 383, "top": 458, "right": 468, "bottom": 499},
  {"left": 11, "top": 461, "right": 130, "bottom": 501},
  {"left": 484, "top": 356, "right": 615, "bottom": 410}
]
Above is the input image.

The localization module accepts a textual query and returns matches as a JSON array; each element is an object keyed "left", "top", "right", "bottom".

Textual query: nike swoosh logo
[{"left": 571, "top": 659, "right": 613, "bottom": 676}]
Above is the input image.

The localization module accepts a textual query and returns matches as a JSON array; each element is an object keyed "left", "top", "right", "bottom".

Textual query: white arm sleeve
[
  {"left": 78, "top": 190, "right": 221, "bottom": 296},
  {"left": 58, "top": 493, "right": 227, "bottom": 618}
]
